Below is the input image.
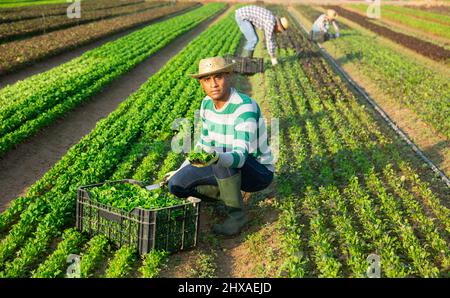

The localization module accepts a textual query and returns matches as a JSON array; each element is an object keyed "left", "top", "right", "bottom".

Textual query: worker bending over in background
[
  {"left": 164, "top": 57, "right": 274, "bottom": 236},
  {"left": 235, "top": 5, "right": 288, "bottom": 66},
  {"left": 310, "top": 9, "right": 340, "bottom": 42}
]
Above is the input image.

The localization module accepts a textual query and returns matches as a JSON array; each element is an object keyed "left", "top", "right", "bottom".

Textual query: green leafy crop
[
  {"left": 0, "top": 3, "right": 225, "bottom": 157},
  {"left": 0, "top": 4, "right": 239, "bottom": 278},
  {"left": 88, "top": 183, "right": 184, "bottom": 213}
]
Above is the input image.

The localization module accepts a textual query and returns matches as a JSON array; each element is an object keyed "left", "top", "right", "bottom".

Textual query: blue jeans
[
  {"left": 312, "top": 23, "right": 322, "bottom": 33},
  {"left": 235, "top": 14, "right": 259, "bottom": 51},
  {"left": 168, "top": 156, "right": 274, "bottom": 199}
]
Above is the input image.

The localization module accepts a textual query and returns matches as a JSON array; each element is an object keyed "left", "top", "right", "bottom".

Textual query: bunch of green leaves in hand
[{"left": 188, "top": 150, "right": 218, "bottom": 167}]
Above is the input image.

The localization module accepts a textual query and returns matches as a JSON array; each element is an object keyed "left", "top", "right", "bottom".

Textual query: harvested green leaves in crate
[
  {"left": 76, "top": 180, "right": 201, "bottom": 254},
  {"left": 88, "top": 182, "right": 183, "bottom": 212}
]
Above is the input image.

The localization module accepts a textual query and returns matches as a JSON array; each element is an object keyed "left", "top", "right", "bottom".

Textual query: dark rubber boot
[{"left": 212, "top": 208, "right": 248, "bottom": 236}]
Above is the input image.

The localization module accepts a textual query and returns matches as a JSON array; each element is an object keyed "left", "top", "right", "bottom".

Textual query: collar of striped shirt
[{"left": 205, "top": 87, "right": 242, "bottom": 112}]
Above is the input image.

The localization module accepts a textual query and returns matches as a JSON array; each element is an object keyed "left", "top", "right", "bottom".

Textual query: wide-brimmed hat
[
  {"left": 189, "top": 57, "right": 236, "bottom": 79},
  {"left": 278, "top": 17, "right": 289, "bottom": 30}
]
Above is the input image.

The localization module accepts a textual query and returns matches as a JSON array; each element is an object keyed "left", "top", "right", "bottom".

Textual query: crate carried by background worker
[{"left": 224, "top": 54, "right": 264, "bottom": 74}]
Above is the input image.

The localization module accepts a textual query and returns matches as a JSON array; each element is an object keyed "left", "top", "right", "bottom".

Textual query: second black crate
[{"left": 225, "top": 55, "right": 264, "bottom": 74}]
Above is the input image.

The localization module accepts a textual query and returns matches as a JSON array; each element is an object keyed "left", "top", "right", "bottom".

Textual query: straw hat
[
  {"left": 278, "top": 17, "right": 289, "bottom": 30},
  {"left": 326, "top": 9, "right": 338, "bottom": 20},
  {"left": 189, "top": 57, "right": 235, "bottom": 79}
]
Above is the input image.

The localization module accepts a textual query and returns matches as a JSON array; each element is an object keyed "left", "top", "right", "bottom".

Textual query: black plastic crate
[
  {"left": 75, "top": 179, "right": 201, "bottom": 255},
  {"left": 225, "top": 55, "right": 264, "bottom": 74}
]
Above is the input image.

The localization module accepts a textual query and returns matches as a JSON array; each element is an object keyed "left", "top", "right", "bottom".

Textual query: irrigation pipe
[{"left": 290, "top": 9, "right": 450, "bottom": 188}]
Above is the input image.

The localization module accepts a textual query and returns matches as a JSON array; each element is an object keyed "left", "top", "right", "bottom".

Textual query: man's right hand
[{"left": 271, "top": 57, "right": 278, "bottom": 66}]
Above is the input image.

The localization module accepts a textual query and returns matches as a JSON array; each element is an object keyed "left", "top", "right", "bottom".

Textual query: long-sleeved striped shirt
[
  {"left": 235, "top": 5, "right": 277, "bottom": 57},
  {"left": 195, "top": 88, "right": 275, "bottom": 172}
]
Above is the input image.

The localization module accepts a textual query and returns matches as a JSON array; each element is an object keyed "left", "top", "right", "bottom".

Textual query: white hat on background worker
[{"left": 326, "top": 9, "right": 338, "bottom": 20}]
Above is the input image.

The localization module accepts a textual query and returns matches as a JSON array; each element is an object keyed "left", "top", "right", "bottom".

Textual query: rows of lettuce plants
[
  {"left": 264, "top": 9, "right": 449, "bottom": 277},
  {"left": 295, "top": 5, "right": 450, "bottom": 139},
  {"left": 0, "top": 3, "right": 224, "bottom": 157},
  {"left": 0, "top": 6, "right": 240, "bottom": 278}
]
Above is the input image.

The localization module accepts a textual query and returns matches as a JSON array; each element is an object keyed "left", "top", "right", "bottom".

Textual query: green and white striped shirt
[{"left": 196, "top": 88, "right": 275, "bottom": 172}]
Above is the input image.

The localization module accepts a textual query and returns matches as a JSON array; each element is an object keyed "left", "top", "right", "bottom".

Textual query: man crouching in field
[{"left": 164, "top": 57, "right": 274, "bottom": 236}]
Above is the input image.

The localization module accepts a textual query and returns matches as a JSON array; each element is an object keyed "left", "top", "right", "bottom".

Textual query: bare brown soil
[{"left": 158, "top": 187, "right": 283, "bottom": 278}]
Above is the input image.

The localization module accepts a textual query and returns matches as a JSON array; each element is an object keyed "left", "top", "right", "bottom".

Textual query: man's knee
[
  {"left": 249, "top": 33, "right": 258, "bottom": 43},
  {"left": 212, "top": 163, "right": 239, "bottom": 179}
]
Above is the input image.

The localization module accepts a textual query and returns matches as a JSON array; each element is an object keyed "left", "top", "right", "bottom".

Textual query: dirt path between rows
[
  {"left": 0, "top": 7, "right": 227, "bottom": 212},
  {"left": 158, "top": 188, "right": 281, "bottom": 278},
  {"left": 0, "top": 3, "right": 200, "bottom": 87}
]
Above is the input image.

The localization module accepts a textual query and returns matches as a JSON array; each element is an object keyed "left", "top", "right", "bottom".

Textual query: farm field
[
  {"left": 0, "top": 0, "right": 69, "bottom": 8},
  {"left": 0, "top": 3, "right": 223, "bottom": 157},
  {"left": 260, "top": 9, "right": 449, "bottom": 277},
  {"left": 326, "top": 5, "right": 450, "bottom": 61},
  {"left": 293, "top": 4, "right": 450, "bottom": 178},
  {"left": 0, "top": 0, "right": 449, "bottom": 280},
  {"left": 1, "top": 0, "right": 145, "bottom": 22},
  {"left": 0, "top": 1, "right": 198, "bottom": 75},
  {"left": 0, "top": 1, "right": 168, "bottom": 43}
]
